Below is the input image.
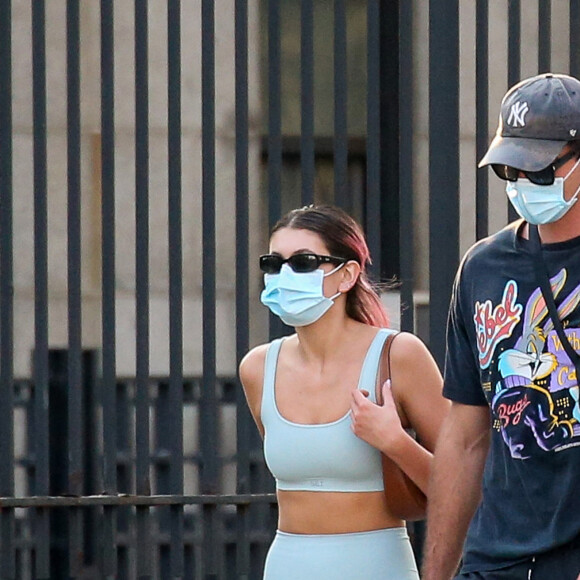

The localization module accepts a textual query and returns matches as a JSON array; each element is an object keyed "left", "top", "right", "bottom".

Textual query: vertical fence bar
[
  {"left": 82, "top": 351, "right": 99, "bottom": 573},
  {"left": 235, "top": 503, "right": 250, "bottom": 580},
  {"left": 0, "top": 0, "right": 15, "bottom": 577},
  {"left": 507, "top": 0, "right": 520, "bottom": 223},
  {"left": 66, "top": 1, "right": 84, "bottom": 575},
  {"left": 429, "top": 0, "right": 460, "bottom": 367},
  {"left": 134, "top": 1, "right": 153, "bottom": 578},
  {"left": 398, "top": 1, "right": 414, "bottom": 333},
  {"left": 267, "top": 0, "right": 282, "bottom": 228},
  {"left": 538, "top": 0, "right": 551, "bottom": 73},
  {"left": 32, "top": 0, "right": 51, "bottom": 576},
  {"left": 201, "top": 0, "right": 218, "bottom": 577},
  {"left": 571, "top": 1, "right": 580, "bottom": 77},
  {"left": 475, "top": 0, "right": 489, "bottom": 240},
  {"left": 167, "top": 1, "right": 184, "bottom": 577},
  {"left": 301, "top": 0, "right": 315, "bottom": 205},
  {"left": 115, "top": 384, "right": 132, "bottom": 577},
  {"left": 333, "top": 0, "right": 348, "bottom": 210},
  {"left": 48, "top": 351, "right": 71, "bottom": 578},
  {"left": 200, "top": 0, "right": 218, "bottom": 484},
  {"left": 81, "top": 349, "right": 98, "bottom": 569},
  {"left": 115, "top": 396, "right": 132, "bottom": 487},
  {"left": 267, "top": 0, "right": 284, "bottom": 339},
  {"left": 100, "top": 0, "right": 118, "bottom": 577},
  {"left": 507, "top": 0, "right": 521, "bottom": 87},
  {"left": 366, "top": 0, "right": 381, "bottom": 276},
  {"left": 234, "top": 0, "right": 250, "bottom": 493},
  {"left": 235, "top": 0, "right": 251, "bottom": 576},
  {"left": 202, "top": 503, "right": 217, "bottom": 580},
  {"left": 379, "top": 0, "right": 399, "bottom": 284},
  {"left": 155, "top": 385, "right": 172, "bottom": 577}
]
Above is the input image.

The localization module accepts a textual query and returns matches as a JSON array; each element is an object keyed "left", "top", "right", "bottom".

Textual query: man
[{"left": 423, "top": 73, "right": 580, "bottom": 580}]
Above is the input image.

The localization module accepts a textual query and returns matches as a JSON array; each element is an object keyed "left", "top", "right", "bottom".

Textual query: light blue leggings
[{"left": 263, "top": 527, "right": 420, "bottom": 579}]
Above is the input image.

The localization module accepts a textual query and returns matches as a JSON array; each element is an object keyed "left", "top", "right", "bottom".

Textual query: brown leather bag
[{"left": 375, "top": 332, "right": 427, "bottom": 521}]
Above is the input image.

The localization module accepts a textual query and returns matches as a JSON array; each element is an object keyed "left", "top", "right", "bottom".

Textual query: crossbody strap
[
  {"left": 375, "top": 331, "right": 397, "bottom": 406},
  {"left": 529, "top": 224, "right": 580, "bottom": 383}
]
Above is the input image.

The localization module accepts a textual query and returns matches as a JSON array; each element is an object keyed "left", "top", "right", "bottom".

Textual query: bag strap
[
  {"left": 375, "top": 332, "right": 397, "bottom": 406},
  {"left": 529, "top": 224, "right": 580, "bottom": 382}
]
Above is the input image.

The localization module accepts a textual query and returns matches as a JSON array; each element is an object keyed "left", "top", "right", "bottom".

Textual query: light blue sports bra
[{"left": 261, "top": 328, "right": 396, "bottom": 492}]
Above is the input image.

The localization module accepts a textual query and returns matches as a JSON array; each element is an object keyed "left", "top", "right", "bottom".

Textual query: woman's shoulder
[
  {"left": 239, "top": 343, "right": 275, "bottom": 437},
  {"left": 239, "top": 342, "right": 271, "bottom": 387},
  {"left": 389, "top": 331, "right": 430, "bottom": 363},
  {"left": 387, "top": 331, "right": 442, "bottom": 390},
  {"left": 386, "top": 330, "right": 446, "bottom": 437}
]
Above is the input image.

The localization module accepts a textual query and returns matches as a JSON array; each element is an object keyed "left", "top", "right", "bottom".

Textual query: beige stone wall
[
  {"left": 11, "top": 0, "right": 265, "bottom": 378},
  {"left": 10, "top": 1, "right": 575, "bottom": 378}
]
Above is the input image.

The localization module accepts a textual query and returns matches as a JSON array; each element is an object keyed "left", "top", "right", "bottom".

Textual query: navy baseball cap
[{"left": 479, "top": 73, "right": 580, "bottom": 171}]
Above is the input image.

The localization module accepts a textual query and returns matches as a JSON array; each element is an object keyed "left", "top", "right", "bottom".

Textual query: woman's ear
[{"left": 339, "top": 260, "right": 361, "bottom": 292}]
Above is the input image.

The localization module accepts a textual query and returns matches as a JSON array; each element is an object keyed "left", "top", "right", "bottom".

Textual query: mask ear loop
[
  {"left": 563, "top": 154, "right": 580, "bottom": 180},
  {"left": 322, "top": 262, "right": 345, "bottom": 277},
  {"left": 323, "top": 262, "right": 346, "bottom": 301},
  {"left": 563, "top": 155, "right": 580, "bottom": 206}
]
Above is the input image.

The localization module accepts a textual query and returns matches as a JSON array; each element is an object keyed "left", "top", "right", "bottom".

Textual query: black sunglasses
[
  {"left": 491, "top": 149, "right": 578, "bottom": 186},
  {"left": 259, "top": 252, "right": 347, "bottom": 274}
]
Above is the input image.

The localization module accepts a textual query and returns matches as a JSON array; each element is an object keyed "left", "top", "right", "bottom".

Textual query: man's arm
[{"left": 422, "top": 401, "right": 491, "bottom": 580}]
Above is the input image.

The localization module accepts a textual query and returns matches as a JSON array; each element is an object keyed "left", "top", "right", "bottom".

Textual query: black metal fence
[
  {"left": 1, "top": 0, "right": 580, "bottom": 578},
  {"left": 10, "top": 367, "right": 277, "bottom": 579}
]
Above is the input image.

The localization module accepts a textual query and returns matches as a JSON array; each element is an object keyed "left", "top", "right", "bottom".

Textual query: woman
[{"left": 239, "top": 205, "right": 448, "bottom": 579}]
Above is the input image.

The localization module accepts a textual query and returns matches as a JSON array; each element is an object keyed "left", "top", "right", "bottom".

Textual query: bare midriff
[{"left": 277, "top": 490, "right": 404, "bottom": 534}]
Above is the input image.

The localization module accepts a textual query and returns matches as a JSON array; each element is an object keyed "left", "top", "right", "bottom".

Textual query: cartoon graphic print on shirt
[{"left": 474, "top": 269, "right": 580, "bottom": 459}]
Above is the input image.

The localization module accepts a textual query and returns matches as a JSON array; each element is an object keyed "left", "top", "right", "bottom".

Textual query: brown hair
[{"left": 271, "top": 205, "right": 390, "bottom": 328}]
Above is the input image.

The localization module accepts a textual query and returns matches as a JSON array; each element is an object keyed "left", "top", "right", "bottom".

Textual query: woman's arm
[
  {"left": 238, "top": 344, "right": 269, "bottom": 438},
  {"left": 389, "top": 332, "right": 449, "bottom": 489},
  {"left": 350, "top": 332, "right": 449, "bottom": 493}
]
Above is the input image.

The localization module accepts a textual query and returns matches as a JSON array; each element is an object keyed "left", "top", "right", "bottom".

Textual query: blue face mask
[
  {"left": 505, "top": 156, "right": 580, "bottom": 225},
  {"left": 260, "top": 263, "right": 343, "bottom": 327}
]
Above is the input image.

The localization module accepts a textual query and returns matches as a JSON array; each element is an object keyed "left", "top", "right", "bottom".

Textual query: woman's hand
[{"left": 350, "top": 379, "right": 406, "bottom": 455}]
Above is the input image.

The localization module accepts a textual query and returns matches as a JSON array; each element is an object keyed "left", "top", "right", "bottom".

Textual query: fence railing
[
  {"left": 3, "top": 493, "right": 278, "bottom": 580},
  {"left": 8, "top": 375, "right": 277, "bottom": 579}
]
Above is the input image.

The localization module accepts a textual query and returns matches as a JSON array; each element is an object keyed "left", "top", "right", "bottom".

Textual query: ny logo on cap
[{"left": 507, "top": 101, "right": 529, "bottom": 128}]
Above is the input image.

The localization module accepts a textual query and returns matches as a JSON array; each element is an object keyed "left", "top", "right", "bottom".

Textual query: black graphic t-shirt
[{"left": 444, "top": 220, "right": 580, "bottom": 572}]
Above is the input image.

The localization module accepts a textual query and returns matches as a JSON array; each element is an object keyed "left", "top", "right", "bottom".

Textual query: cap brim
[{"left": 478, "top": 135, "right": 566, "bottom": 171}]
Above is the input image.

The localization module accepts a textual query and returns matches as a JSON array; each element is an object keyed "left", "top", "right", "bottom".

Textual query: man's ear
[{"left": 339, "top": 260, "right": 361, "bottom": 292}]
